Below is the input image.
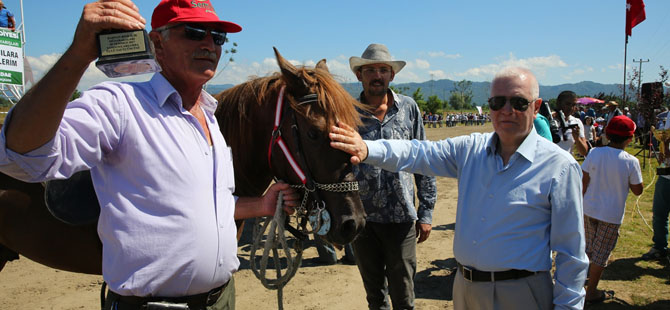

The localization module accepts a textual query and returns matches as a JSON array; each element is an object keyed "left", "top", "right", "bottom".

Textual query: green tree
[
  {"left": 425, "top": 95, "right": 442, "bottom": 114},
  {"left": 412, "top": 87, "right": 427, "bottom": 112},
  {"left": 448, "top": 80, "right": 473, "bottom": 110},
  {"left": 70, "top": 89, "right": 82, "bottom": 102}
]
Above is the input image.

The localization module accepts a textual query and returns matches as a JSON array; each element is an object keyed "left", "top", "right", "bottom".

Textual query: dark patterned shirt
[{"left": 354, "top": 90, "right": 437, "bottom": 224}]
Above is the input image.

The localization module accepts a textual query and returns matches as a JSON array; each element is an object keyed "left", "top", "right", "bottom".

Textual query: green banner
[{"left": 0, "top": 30, "right": 22, "bottom": 86}]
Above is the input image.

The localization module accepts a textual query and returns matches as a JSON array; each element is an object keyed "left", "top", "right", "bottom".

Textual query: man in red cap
[
  {"left": 581, "top": 115, "right": 643, "bottom": 305},
  {"left": 0, "top": 1, "right": 297, "bottom": 309}
]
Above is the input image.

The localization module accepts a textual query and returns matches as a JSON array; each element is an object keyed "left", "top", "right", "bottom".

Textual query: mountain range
[{"left": 204, "top": 79, "right": 624, "bottom": 107}]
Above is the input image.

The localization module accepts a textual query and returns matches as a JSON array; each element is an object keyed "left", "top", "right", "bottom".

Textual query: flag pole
[{"left": 623, "top": 35, "right": 627, "bottom": 104}]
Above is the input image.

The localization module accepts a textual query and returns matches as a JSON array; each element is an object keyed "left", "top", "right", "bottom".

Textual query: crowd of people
[
  {"left": 0, "top": 0, "right": 668, "bottom": 309},
  {"left": 423, "top": 112, "right": 490, "bottom": 128}
]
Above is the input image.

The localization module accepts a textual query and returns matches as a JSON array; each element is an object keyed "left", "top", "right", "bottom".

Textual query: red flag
[{"left": 626, "top": 0, "right": 646, "bottom": 36}]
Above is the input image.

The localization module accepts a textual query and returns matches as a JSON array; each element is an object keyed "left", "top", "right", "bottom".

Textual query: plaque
[
  {"left": 653, "top": 128, "right": 670, "bottom": 175},
  {"left": 95, "top": 29, "right": 161, "bottom": 78}
]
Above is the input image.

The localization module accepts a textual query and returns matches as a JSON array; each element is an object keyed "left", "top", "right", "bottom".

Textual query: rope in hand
[{"left": 250, "top": 191, "right": 303, "bottom": 310}]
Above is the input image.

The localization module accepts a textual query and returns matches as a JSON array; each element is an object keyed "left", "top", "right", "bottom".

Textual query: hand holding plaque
[
  {"left": 95, "top": 29, "right": 161, "bottom": 78},
  {"left": 652, "top": 128, "right": 670, "bottom": 175}
]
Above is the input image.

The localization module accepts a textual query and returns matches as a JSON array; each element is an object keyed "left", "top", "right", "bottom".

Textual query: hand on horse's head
[{"left": 329, "top": 122, "right": 368, "bottom": 165}]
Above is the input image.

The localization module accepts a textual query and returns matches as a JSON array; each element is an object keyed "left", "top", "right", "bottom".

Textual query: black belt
[
  {"left": 457, "top": 262, "right": 537, "bottom": 282},
  {"left": 108, "top": 281, "right": 229, "bottom": 309}
]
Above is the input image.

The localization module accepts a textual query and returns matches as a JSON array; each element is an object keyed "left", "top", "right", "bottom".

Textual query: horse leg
[{"left": 0, "top": 189, "right": 102, "bottom": 275}]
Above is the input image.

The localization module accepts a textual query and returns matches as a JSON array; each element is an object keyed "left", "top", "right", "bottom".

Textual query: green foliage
[
  {"left": 70, "top": 89, "right": 82, "bottom": 102},
  {"left": 448, "top": 80, "right": 474, "bottom": 110},
  {"left": 425, "top": 95, "right": 442, "bottom": 113},
  {"left": 412, "top": 87, "right": 428, "bottom": 112}
]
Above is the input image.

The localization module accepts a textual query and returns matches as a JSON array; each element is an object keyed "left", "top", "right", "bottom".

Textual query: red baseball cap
[
  {"left": 606, "top": 115, "right": 636, "bottom": 137},
  {"left": 152, "top": 0, "right": 242, "bottom": 33}
]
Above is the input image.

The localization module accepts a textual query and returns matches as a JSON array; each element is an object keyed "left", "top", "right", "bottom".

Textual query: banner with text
[{"left": 0, "top": 29, "right": 22, "bottom": 86}]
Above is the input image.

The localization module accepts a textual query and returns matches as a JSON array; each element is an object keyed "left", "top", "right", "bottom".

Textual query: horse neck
[{"left": 217, "top": 87, "right": 277, "bottom": 197}]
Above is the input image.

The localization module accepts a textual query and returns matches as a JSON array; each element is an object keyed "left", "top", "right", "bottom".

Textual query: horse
[{"left": 0, "top": 48, "right": 366, "bottom": 275}]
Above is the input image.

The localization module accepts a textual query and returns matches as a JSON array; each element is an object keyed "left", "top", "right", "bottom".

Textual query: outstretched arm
[{"left": 4, "top": 0, "right": 145, "bottom": 154}]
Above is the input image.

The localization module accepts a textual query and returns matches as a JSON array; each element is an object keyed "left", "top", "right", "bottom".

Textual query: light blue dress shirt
[
  {"left": 363, "top": 129, "right": 588, "bottom": 310},
  {"left": 0, "top": 73, "right": 239, "bottom": 297}
]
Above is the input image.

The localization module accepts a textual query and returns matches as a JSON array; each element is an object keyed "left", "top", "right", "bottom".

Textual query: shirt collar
[
  {"left": 486, "top": 129, "right": 538, "bottom": 163},
  {"left": 149, "top": 73, "right": 219, "bottom": 114}
]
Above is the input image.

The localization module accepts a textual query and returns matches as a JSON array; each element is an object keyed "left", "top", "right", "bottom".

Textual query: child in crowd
[
  {"left": 584, "top": 116, "right": 597, "bottom": 150},
  {"left": 582, "top": 115, "right": 644, "bottom": 305}
]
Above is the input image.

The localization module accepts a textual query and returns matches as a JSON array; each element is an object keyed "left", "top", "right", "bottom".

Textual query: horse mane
[{"left": 215, "top": 67, "right": 364, "bottom": 133}]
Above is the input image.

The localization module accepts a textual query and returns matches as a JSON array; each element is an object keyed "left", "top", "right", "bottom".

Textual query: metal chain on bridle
[{"left": 249, "top": 86, "right": 358, "bottom": 310}]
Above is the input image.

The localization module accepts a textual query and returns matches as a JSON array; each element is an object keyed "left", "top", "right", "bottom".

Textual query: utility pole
[{"left": 633, "top": 58, "right": 649, "bottom": 101}]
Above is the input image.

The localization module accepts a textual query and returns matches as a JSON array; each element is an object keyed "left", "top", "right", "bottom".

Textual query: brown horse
[{"left": 0, "top": 48, "right": 366, "bottom": 274}]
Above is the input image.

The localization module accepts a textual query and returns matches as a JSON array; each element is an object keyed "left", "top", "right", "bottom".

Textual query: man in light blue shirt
[{"left": 330, "top": 67, "right": 588, "bottom": 310}]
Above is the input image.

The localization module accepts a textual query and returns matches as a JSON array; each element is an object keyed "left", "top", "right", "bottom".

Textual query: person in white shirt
[{"left": 556, "top": 91, "right": 588, "bottom": 156}]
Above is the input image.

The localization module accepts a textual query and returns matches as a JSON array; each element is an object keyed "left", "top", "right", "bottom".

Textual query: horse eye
[{"left": 307, "top": 129, "right": 319, "bottom": 140}]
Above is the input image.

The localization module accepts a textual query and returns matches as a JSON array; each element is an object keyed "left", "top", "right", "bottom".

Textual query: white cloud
[
  {"left": 414, "top": 59, "right": 430, "bottom": 70},
  {"left": 427, "top": 51, "right": 461, "bottom": 59},
  {"left": 453, "top": 53, "right": 568, "bottom": 81},
  {"left": 428, "top": 70, "right": 447, "bottom": 80}
]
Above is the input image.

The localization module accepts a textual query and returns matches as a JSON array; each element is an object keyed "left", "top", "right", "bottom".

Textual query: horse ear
[
  {"left": 316, "top": 59, "right": 329, "bottom": 73},
  {"left": 273, "top": 47, "right": 309, "bottom": 94}
]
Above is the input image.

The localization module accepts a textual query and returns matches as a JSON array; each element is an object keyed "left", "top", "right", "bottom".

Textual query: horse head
[{"left": 215, "top": 48, "right": 366, "bottom": 245}]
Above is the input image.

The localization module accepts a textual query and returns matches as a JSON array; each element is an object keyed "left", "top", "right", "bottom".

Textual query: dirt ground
[{"left": 0, "top": 123, "right": 482, "bottom": 309}]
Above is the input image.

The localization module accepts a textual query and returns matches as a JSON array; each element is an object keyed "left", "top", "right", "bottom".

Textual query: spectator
[
  {"left": 330, "top": 66, "right": 588, "bottom": 309},
  {"left": 584, "top": 116, "right": 597, "bottom": 150},
  {"left": 0, "top": 0, "right": 15, "bottom": 31},
  {"left": 642, "top": 109, "right": 670, "bottom": 261},
  {"left": 347, "top": 43, "right": 437, "bottom": 309},
  {"left": 582, "top": 115, "right": 643, "bottom": 305},
  {"left": 556, "top": 91, "right": 589, "bottom": 157}
]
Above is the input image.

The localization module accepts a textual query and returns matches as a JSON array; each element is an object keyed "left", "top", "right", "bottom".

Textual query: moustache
[
  {"left": 370, "top": 79, "right": 384, "bottom": 86},
  {"left": 192, "top": 50, "right": 218, "bottom": 62}
]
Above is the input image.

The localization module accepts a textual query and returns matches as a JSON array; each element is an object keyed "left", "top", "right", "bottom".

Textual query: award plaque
[
  {"left": 95, "top": 29, "right": 161, "bottom": 78},
  {"left": 653, "top": 128, "right": 670, "bottom": 175}
]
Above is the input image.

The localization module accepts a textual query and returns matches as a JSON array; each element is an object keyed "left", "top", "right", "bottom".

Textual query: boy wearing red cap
[{"left": 581, "top": 115, "right": 643, "bottom": 304}]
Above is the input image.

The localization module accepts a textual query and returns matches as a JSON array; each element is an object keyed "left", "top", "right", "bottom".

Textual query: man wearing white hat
[{"left": 347, "top": 43, "right": 437, "bottom": 309}]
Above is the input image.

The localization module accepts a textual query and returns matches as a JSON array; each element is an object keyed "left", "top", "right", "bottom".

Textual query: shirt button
[
  {"left": 488, "top": 194, "right": 494, "bottom": 198},
  {"left": 472, "top": 240, "right": 477, "bottom": 245},
  {"left": 219, "top": 259, "right": 224, "bottom": 266},
  {"left": 481, "top": 217, "right": 486, "bottom": 222}
]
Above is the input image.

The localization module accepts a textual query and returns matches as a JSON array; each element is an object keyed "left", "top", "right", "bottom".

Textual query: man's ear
[
  {"left": 533, "top": 98, "right": 542, "bottom": 115},
  {"left": 149, "top": 31, "right": 163, "bottom": 55},
  {"left": 389, "top": 70, "right": 395, "bottom": 82}
]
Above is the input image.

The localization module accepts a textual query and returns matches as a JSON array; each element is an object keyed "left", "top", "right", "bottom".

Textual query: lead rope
[{"left": 250, "top": 192, "right": 303, "bottom": 310}]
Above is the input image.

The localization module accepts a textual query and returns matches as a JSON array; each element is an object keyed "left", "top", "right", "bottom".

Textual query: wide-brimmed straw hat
[
  {"left": 349, "top": 44, "right": 405, "bottom": 74},
  {"left": 152, "top": 0, "right": 242, "bottom": 33},
  {"left": 606, "top": 100, "right": 619, "bottom": 107}
]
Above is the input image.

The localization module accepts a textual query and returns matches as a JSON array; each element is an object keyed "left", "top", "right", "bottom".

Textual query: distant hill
[{"left": 206, "top": 79, "right": 623, "bottom": 106}]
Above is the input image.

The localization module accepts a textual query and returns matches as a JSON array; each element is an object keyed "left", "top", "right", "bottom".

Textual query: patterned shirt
[{"left": 354, "top": 90, "right": 437, "bottom": 224}]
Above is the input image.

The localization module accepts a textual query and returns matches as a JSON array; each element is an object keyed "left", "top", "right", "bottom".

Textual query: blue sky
[{"left": 10, "top": 0, "right": 670, "bottom": 90}]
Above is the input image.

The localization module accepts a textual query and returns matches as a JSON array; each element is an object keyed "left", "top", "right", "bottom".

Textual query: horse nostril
[{"left": 340, "top": 219, "right": 358, "bottom": 242}]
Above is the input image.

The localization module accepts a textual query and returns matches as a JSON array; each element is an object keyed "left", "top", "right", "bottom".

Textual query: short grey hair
[{"left": 493, "top": 67, "right": 539, "bottom": 100}]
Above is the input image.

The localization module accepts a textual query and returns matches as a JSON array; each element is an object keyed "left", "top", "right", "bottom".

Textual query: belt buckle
[{"left": 462, "top": 265, "right": 473, "bottom": 282}]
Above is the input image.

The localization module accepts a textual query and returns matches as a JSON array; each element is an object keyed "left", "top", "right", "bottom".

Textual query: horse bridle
[{"left": 267, "top": 86, "right": 359, "bottom": 237}]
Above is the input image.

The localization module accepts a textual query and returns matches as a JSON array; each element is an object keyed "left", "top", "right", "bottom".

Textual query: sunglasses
[
  {"left": 160, "top": 23, "right": 227, "bottom": 46},
  {"left": 487, "top": 96, "right": 532, "bottom": 111}
]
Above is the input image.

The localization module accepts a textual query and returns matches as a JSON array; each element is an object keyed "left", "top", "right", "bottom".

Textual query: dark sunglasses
[
  {"left": 160, "top": 23, "right": 227, "bottom": 46},
  {"left": 487, "top": 96, "right": 532, "bottom": 111}
]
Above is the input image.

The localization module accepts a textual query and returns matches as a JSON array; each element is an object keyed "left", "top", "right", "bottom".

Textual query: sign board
[{"left": 0, "top": 29, "right": 22, "bottom": 86}]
